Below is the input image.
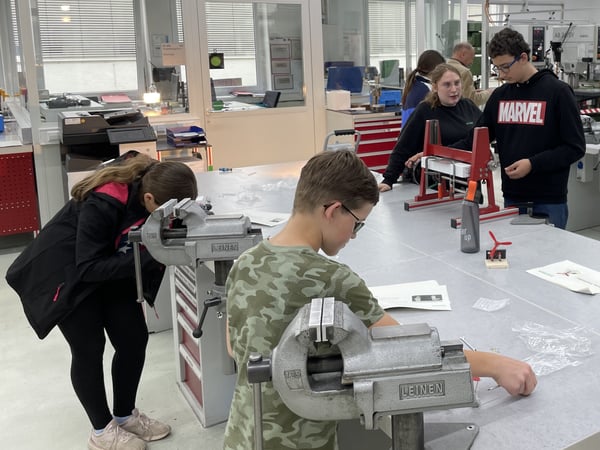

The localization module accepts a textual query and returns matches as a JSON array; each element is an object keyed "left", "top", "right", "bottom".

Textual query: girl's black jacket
[{"left": 6, "top": 180, "right": 163, "bottom": 339}]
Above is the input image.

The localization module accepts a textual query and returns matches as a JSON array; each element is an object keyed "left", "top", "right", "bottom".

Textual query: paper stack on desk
[
  {"left": 370, "top": 280, "right": 451, "bottom": 310},
  {"left": 527, "top": 260, "right": 600, "bottom": 295}
]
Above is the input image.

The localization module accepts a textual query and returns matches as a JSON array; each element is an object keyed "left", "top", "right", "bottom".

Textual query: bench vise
[
  {"left": 130, "top": 197, "right": 263, "bottom": 267},
  {"left": 249, "top": 298, "right": 479, "bottom": 449},
  {"left": 129, "top": 197, "right": 263, "bottom": 338},
  {"left": 273, "top": 297, "right": 477, "bottom": 428}
]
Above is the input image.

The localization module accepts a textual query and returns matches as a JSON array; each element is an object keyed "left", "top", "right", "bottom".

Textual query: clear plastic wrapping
[
  {"left": 512, "top": 321, "right": 593, "bottom": 376},
  {"left": 472, "top": 297, "right": 510, "bottom": 312}
]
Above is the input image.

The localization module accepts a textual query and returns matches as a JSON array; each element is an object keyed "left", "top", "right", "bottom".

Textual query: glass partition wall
[
  {"left": 206, "top": 1, "right": 306, "bottom": 110},
  {"left": 320, "top": 0, "right": 485, "bottom": 86},
  {"left": 1, "top": 0, "right": 189, "bottom": 120}
]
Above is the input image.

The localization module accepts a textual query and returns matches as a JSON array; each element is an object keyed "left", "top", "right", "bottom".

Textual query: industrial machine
[
  {"left": 550, "top": 24, "right": 600, "bottom": 88},
  {"left": 581, "top": 115, "right": 600, "bottom": 145},
  {"left": 248, "top": 298, "right": 479, "bottom": 450},
  {"left": 129, "top": 198, "right": 263, "bottom": 426}
]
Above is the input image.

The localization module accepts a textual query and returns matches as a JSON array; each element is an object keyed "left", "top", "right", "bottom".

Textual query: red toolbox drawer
[
  {"left": 178, "top": 312, "right": 200, "bottom": 363},
  {"left": 180, "top": 344, "right": 204, "bottom": 407}
]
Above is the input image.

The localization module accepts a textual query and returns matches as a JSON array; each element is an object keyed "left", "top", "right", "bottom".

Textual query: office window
[
  {"left": 205, "top": 1, "right": 305, "bottom": 107},
  {"left": 206, "top": 2, "right": 257, "bottom": 86},
  {"left": 368, "top": 0, "right": 416, "bottom": 74},
  {"left": 35, "top": 0, "right": 137, "bottom": 93}
]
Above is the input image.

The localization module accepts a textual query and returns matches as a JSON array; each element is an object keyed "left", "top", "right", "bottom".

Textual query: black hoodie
[{"left": 453, "top": 69, "right": 585, "bottom": 203}]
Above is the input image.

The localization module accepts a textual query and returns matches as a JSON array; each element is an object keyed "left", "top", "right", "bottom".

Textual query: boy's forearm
[
  {"left": 464, "top": 349, "right": 537, "bottom": 396},
  {"left": 464, "top": 349, "right": 494, "bottom": 377}
]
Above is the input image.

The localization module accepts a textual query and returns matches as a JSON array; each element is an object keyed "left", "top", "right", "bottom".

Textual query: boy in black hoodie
[{"left": 453, "top": 28, "right": 585, "bottom": 229}]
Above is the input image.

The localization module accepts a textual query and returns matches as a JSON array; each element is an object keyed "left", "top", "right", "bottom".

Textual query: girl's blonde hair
[{"left": 71, "top": 154, "right": 198, "bottom": 205}]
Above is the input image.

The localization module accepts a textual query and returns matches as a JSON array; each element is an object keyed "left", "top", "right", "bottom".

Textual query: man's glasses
[
  {"left": 491, "top": 55, "right": 520, "bottom": 74},
  {"left": 324, "top": 203, "right": 366, "bottom": 234}
]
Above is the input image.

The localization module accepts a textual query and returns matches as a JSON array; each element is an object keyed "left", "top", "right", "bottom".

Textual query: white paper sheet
[
  {"left": 527, "top": 260, "right": 600, "bottom": 295},
  {"left": 369, "top": 280, "right": 451, "bottom": 310}
]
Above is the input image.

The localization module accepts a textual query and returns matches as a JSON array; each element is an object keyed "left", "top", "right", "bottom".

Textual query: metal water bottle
[{"left": 460, "top": 181, "right": 480, "bottom": 253}]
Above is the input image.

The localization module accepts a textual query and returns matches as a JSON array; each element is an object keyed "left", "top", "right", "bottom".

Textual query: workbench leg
[{"left": 391, "top": 413, "right": 424, "bottom": 450}]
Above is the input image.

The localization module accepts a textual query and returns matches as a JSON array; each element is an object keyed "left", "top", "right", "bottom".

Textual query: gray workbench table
[{"left": 194, "top": 161, "right": 600, "bottom": 450}]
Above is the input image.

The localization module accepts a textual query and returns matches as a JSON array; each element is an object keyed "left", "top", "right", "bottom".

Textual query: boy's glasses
[
  {"left": 491, "top": 55, "right": 520, "bottom": 74},
  {"left": 324, "top": 203, "right": 366, "bottom": 234},
  {"left": 340, "top": 204, "right": 365, "bottom": 233}
]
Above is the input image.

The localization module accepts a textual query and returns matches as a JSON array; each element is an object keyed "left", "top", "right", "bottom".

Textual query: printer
[
  {"left": 40, "top": 94, "right": 104, "bottom": 122},
  {"left": 59, "top": 109, "right": 157, "bottom": 172}
]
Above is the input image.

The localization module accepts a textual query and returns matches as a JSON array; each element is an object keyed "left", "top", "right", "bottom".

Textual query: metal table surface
[{"left": 194, "top": 161, "right": 600, "bottom": 450}]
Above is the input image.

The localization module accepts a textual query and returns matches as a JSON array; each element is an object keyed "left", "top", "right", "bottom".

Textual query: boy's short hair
[
  {"left": 293, "top": 150, "right": 379, "bottom": 213},
  {"left": 488, "top": 28, "right": 531, "bottom": 59}
]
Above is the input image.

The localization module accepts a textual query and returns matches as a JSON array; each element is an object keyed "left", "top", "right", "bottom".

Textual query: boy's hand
[
  {"left": 504, "top": 158, "right": 532, "bottom": 179},
  {"left": 465, "top": 350, "right": 538, "bottom": 396},
  {"left": 491, "top": 354, "right": 538, "bottom": 396},
  {"left": 378, "top": 183, "right": 392, "bottom": 192}
]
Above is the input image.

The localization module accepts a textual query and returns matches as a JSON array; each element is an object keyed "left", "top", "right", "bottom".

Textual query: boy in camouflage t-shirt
[{"left": 224, "top": 150, "right": 397, "bottom": 450}]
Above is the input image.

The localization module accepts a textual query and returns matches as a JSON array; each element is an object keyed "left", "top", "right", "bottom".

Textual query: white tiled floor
[
  {"left": 3, "top": 223, "right": 600, "bottom": 450},
  {"left": 0, "top": 233, "right": 226, "bottom": 450}
]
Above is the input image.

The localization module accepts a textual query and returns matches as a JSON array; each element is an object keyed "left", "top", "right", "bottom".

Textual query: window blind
[
  {"left": 176, "top": 0, "right": 184, "bottom": 43},
  {"left": 205, "top": 2, "right": 255, "bottom": 57},
  {"left": 368, "top": 0, "right": 409, "bottom": 56},
  {"left": 36, "top": 0, "right": 136, "bottom": 61}
]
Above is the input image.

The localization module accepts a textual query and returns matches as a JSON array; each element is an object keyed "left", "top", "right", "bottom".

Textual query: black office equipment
[
  {"left": 262, "top": 90, "right": 281, "bottom": 108},
  {"left": 58, "top": 109, "right": 156, "bottom": 169},
  {"left": 47, "top": 95, "right": 91, "bottom": 108},
  {"left": 106, "top": 127, "right": 156, "bottom": 146},
  {"left": 152, "top": 67, "right": 176, "bottom": 82}
]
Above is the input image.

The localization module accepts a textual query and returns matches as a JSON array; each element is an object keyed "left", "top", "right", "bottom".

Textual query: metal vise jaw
[
  {"left": 130, "top": 198, "right": 263, "bottom": 267},
  {"left": 272, "top": 298, "right": 478, "bottom": 430}
]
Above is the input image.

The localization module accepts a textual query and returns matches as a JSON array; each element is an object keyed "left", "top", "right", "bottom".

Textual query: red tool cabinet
[
  {"left": 171, "top": 263, "right": 236, "bottom": 427},
  {"left": 0, "top": 150, "right": 39, "bottom": 236},
  {"left": 326, "top": 110, "right": 401, "bottom": 172}
]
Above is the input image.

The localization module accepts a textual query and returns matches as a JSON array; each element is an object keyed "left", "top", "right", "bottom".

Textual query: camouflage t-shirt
[{"left": 224, "top": 239, "right": 385, "bottom": 450}]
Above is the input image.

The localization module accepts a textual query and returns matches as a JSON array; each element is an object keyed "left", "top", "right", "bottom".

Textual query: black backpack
[
  {"left": 5, "top": 180, "right": 164, "bottom": 339},
  {"left": 5, "top": 200, "right": 98, "bottom": 339}
]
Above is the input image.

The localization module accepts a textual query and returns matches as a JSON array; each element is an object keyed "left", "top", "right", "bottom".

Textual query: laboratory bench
[{"left": 180, "top": 160, "right": 600, "bottom": 449}]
